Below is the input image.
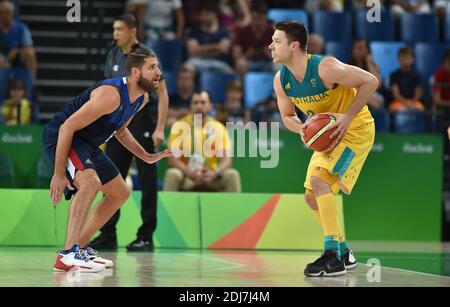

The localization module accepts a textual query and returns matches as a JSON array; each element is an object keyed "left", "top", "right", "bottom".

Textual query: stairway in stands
[{"left": 17, "top": 0, "right": 124, "bottom": 122}]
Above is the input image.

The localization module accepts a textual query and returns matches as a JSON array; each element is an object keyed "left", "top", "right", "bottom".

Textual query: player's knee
[
  {"left": 310, "top": 176, "right": 330, "bottom": 195},
  {"left": 77, "top": 173, "right": 101, "bottom": 195},
  {"left": 304, "top": 191, "right": 318, "bottom": 210}
]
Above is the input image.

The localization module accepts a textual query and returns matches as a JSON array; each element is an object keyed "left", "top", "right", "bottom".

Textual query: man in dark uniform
[
  {"left": 44, "top": 48, "right": 171, "bottom": 272},
  {"left": 89, "top": 14, "right": 169, "bottom": 251}
]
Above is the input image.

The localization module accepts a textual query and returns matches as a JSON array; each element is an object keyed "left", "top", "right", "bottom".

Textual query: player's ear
[
  {"left": 131, "top": 66, "right": 141, "bottom": 78},
  {"left": 291, "top": 41, "right": 300, "bottom": 51}
]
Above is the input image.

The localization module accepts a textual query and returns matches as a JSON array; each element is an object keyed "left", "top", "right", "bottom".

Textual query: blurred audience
[
  {"left": 126, "top": 0, "right": 185, "bottom": 41},
  {"left": 216, "top": 80, "right": 250, "bottom": 124},
  {"left": 389, "top": 46, "right": 424, "bottom": 112},
  {"left": 432, "top": 48, "right": 450, "bottom": 129},
  {"left": 217, "top": 0, "right": 252, "bottom": 32},
  {"left": 307, "top": 33, "right": 325, "bottom": 55},
  {"left": 164, "top": 90, "right": 242, "bottom": 192},
  {"left": 167, "top": 64, "right": 197, "bottom": 127},
  {"left": 348, "top": 38, "right": 384, "bottom": 110},
  {"left": 233, "top": 0, "right": 273, "bottom": 74},
  {"left": 251, "top": 93, "right": 284, "bottom": 127},
  {"left": 1, "top": 79, "right": 31, "bottom": 125},
  {"left": 304, "top": 0, "right": 343, "bottom": 13},
  {"left": 186, "top": 3, "right": 233, "bottom": 73},
  {"left": 390, "top": 0, "right": 431, "bottom": 18},
  {"left": 0, "top": 0, "right": 37, "bottom": 81}
]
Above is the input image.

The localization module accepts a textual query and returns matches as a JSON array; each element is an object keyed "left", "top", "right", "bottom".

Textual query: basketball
[{"left": 302, "top": 114, "right": 340, "bottom": 152}]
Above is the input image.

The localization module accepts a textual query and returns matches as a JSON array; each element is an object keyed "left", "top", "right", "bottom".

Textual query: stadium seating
[
  {"left": 199, "top": 72, "right": 239, "bottom": 103},
  {"left": 371, "top": 108, "right": 390, "bottom": 132},
  {"left": 392, "top": 110, "right": 426, "bottom": 133},
  {"left": 414, "top": 43, "right": 445, "bottom": 84},
  {"left": 145, "top": 40, "right": 183, "bottom": 72},
  {"left": 267, "top": 9, "right": 309, "bottom": 28},
  {"left": 324, "top": 41, "right": 353, "bottom": 63},
  {"left": 370, "top": 41, "right": 406, "bottom": 80},
  {"left": 244, "top": 72, "right": 275, "bottom": 108},
  {"left": 312, "top": 12, "right": 352, "bottom": 43},
  {"left": 400, "top": 13, "right": 439, "bottom": 44},
  {"left": 355, "top": 8, "right": 395, "bottom": 41},
  {"left": 162, "top": 70, "right": 177, "bottom": 96}
]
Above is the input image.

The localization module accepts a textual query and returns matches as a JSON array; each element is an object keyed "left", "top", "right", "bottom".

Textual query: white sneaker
[
  {"left": 83, "top": 246, "right": 114, "bottom": 268},
  {"left": 54, "top": 244, "right": 105, "bottom": 273}
]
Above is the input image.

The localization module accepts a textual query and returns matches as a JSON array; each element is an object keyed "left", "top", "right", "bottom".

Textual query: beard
[{"left": 137, "top": 76, "right": 158, "bottom": 92}]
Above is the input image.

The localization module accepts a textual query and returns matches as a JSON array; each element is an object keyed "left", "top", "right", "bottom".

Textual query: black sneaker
[
  {"left": 126, "top": 239, "right": 154, "bottom": 252},
  {"left": 343, "top": 250, "right": 357, "bottom": 270},
  {"left": 304, "top": 250, "right": 346, "bottom": 277},
  {"left": 88, "top": 235, "right": 118, "bottom": 250}
]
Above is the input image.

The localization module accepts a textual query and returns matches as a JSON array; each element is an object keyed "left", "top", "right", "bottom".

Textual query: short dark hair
[
  {"left": 116, "top": 14, "right": 138, "bottom": 29},
  {"left": 8, "top": 79, "right": 26, "bottom": 96},
  {"left": 398, "top": 46, "right": 413, "bottom": 58},
  {"left": 273, "top": 21, "right": 309, "bottom": 52},
  {"left": 126, "top": 47, "right": 156, "bottom": 74},
  {"left": 192, "top": 90, "right": 211, "bottom": 101}
]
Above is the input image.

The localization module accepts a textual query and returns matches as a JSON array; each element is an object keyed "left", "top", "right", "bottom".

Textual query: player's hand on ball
[
  {"left": 145, "top": 149, "right": 172, "bottom": 164},
  {"left": 325, "top": 112, "right": 351, "bottom": 143},
  {"left": 299, "top": 122, "right": 308, "bottom": 145}
]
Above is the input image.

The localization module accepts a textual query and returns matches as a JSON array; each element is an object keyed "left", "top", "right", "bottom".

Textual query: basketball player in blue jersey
[
  {"left": 43, "top": 48, "right": 171, "bottom": 273},
  {"left": 270, "top": 21, "right": 378, "bottom": 277}
]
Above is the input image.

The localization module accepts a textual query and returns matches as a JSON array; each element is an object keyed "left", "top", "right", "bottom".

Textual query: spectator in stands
[
  {"left": 217, "top": 0, "right": 252, "bottom": 32},
  {"left": 1, "top": 79, "right": 31, "bottom": 125},
  {"left": 348, "top": 38, "right": 384, "bottom": 110},
  {"left": 216, "top": 80, "right": 250, "bottom": 124},
  {"left": 432, "top": 48, "right": 450, "bottom": 130},
  {"left": 307, "top": 33, "right": 324, "bottom": 55},
  {"left": 164, "top": 90, "right": 241, "bottom": 192},
  {"left": 389, "top": 46, "right": 424, "bottom": 112},
  {"left": 304, "top": 0, "right": 343, "bottom": 13},
  {"left": 434, "top": 0, "right": 449, "bottom": 21},
  {"left": 390, "top": 0, "right": 431, "bottom": 18},
  {"left": 251, "top": 92, "right": 284, "bottom": 127},
  {"left": 126, "top": 0, "right": 185, "bottom": 41},
  {"left": 0, "top": 0, "right": 37, "bottom": 81},
  {"left": 186, "top": 3, "right": 233, "bottom": 73},
  {"left": 352, "top": 0, "right": 386, "bottom": 11},
  {"left": 167, "top": 64, "right": 196, "bottom": 127},
  {"left": 233, "top": 0, "right": 273, "bottom": 74}
]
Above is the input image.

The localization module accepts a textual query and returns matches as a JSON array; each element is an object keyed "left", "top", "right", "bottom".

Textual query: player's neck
[
  {"left": 285, "top": 52, "right": 309, "bottom": 83},
  {"left": 126, "top": 79, "right": 145, "bottom": 103}
]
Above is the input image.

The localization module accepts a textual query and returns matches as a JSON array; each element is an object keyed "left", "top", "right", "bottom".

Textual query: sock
[
  {"left": 317, "top": 193, "right": 341, "bottom": 260},
  {"left": 324, "top": 236, "right": 341, "bottom": 260},
  {"left": 312, "top": 209, "right": 322, "bottom": 226},
  {"left": 340, "top": 241, "right": 350, "bottom": 255}
]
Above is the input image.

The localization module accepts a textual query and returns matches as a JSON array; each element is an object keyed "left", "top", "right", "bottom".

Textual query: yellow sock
[
  {"left": 316, "top": 193, "right": 340, "bottom": 241},
  {"left": 337, "top": 219, "right": 345, "bottom": 243},
  {"left": 312, "top": 210, "right": 322, "bottom": 226}
]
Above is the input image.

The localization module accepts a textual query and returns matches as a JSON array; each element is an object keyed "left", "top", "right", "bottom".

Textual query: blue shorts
[{"left": 43, "top": 126, "right": 120, "bottom": 200}]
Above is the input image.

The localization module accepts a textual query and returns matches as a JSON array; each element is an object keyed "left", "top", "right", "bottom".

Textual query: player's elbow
[{"left": 368, "top": 74, "right": 379, "bottom": 90}]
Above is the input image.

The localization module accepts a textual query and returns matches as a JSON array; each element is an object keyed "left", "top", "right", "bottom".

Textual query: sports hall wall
[{"left": 0, "top": 125, "right": 443, "bottom": 247}]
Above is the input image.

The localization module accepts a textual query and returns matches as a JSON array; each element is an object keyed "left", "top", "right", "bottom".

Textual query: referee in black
[{"left": 89, "top": 14, "right": 168, "bottom": 251}]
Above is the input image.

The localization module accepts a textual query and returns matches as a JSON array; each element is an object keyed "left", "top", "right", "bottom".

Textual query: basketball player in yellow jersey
[{"left": 270, "top": 21, "right": 378, "bottom": 277}]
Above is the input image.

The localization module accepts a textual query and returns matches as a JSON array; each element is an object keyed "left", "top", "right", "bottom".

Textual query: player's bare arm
[
  {"left": 274, "top": 72, "right": 305, "bottom": 136},
  {"left": 318, "top": 56, "right": 379, "bottom": 141},
  {"left": 115, "top": 93, "right": 171, "bottom": 164},
  {"left": 153, "top": 79, "right": 169, "bottom": 147},
  {"left": 50, "top": 85, "right": 121, "bottom": 204}
]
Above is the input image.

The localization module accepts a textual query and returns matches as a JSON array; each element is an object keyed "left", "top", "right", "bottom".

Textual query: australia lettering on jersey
[{"left": 289, "top": 91, "right": 330, "bottom": 105}]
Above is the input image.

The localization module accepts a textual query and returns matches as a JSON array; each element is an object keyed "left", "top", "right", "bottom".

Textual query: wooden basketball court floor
[{"left": 0, "top": 242, "right": 449, "bottom": 287}]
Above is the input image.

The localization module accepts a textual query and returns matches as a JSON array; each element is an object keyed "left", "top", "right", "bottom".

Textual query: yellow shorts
[{"left": 304, "top": 121, "right": 375, "bottom": 195}]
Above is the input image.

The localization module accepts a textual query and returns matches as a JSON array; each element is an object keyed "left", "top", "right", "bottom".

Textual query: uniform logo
[
  {"left": 113, "top": 65, "right": 119, "bottom": 72},
  {"left": 311, "top": 78, "right": 317, "bottom": 88},
  {"left": 285, "top": 82, "right": 291, "bottom": 90},
  {"left": 85, "top": 159, "right": 93, "bottom": 164}
]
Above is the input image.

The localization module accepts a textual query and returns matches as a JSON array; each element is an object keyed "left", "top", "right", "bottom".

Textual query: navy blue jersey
[{"left": 45, "top": 77, "right": 145, "bottom": 148}]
